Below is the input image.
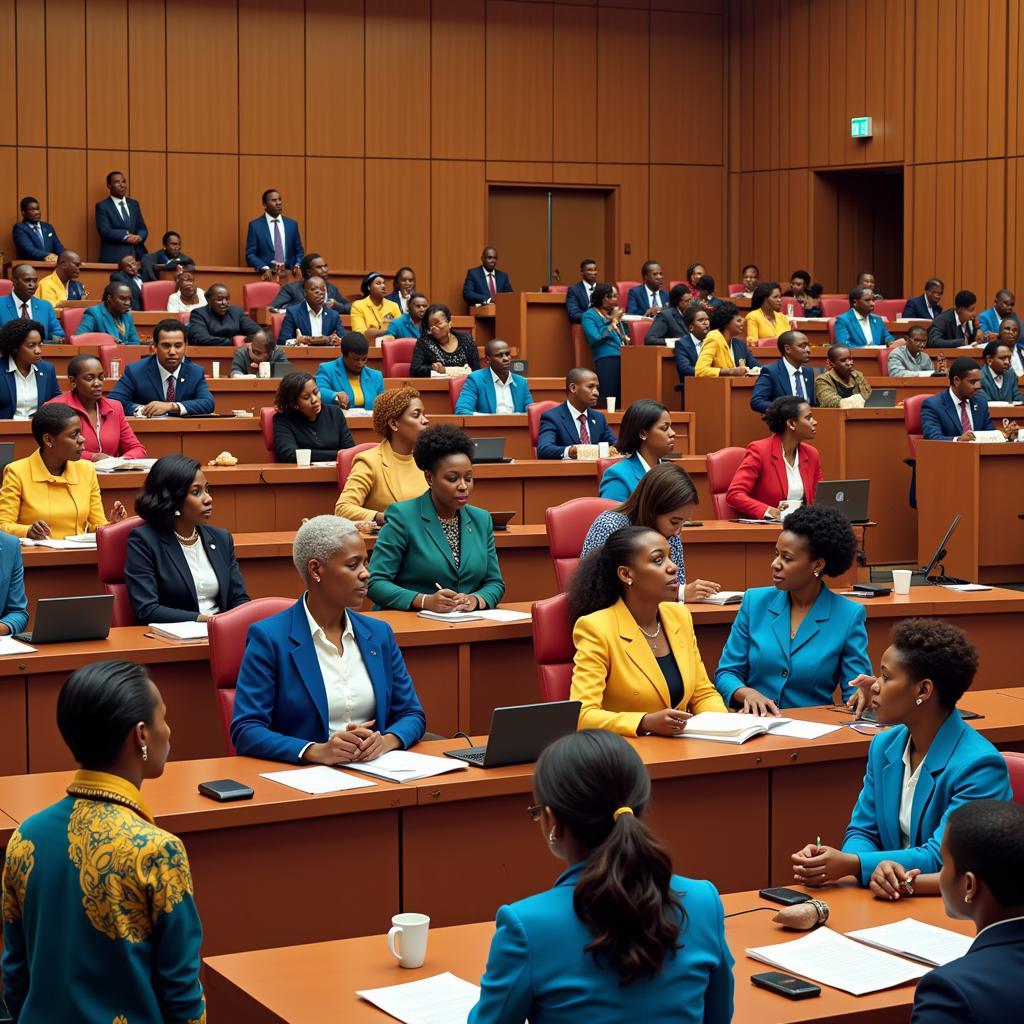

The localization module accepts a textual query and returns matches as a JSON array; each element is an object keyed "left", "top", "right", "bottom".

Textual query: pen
[{"left": 816, "top": 836, "right": 821, "bottom": 852}]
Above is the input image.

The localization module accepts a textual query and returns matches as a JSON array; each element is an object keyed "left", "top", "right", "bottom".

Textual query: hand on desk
[
  {"left": 139, "top": 401, "right": 179, "bottom": 417},
  {"left": 956, "top": 430, "right": 976, "bottom": 443},
  {"left": 683, "top": 579, "right": 720, "bottom": 602},
  {"left": 870, "top": 861, "right": 927, "bottom": 901},
  {"left": 301, "top": 722, "right": 400, "bottom": 765},
  {"left": 845, "top": 674, "right": 876, "bottom": 718},
  {"left": 26, "top": 520, "right": 51, "bottom": 540},
  {"left": 732, "top": 687, "right": 780, "bottom": 717},
  {"left": 791, "top": 843, "right": 860, "bottom": 887},
  {"left": 336, "top": 391, "right": 351, "bottom": 410},
  {"left": 423, "top": 589, "right": 477, "bottom": 613},
  {"left": 638, "top": 708, "right": 691, "bottom": 736}
]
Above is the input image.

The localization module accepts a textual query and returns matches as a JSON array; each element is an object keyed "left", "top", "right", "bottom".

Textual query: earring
[
  {"left": 965, "top": 892, "right": 972, "bottom": 903},
  {"left": 626, "top": 579, "right": 633, "bottom": 586},
  {"left": 312, "top": 575, "right": 321, "bottom": 583},
  {"left": 141, "top": 744, "right": 148, "bottom": 762},
  {"left": 174, "top": 510, "right": 181, "bottom": 517},
  {"left": 814, "top": 570, "right": 820, "bottom": 578},
  {"left": 548, "top": 828, "right": 557, "bottom": 845},
  {"left": 916, "top": 698, "right": 923, "bottom": 706}
]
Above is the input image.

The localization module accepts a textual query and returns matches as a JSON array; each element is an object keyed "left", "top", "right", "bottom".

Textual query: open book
[
  {"left": 696, "top": 590, "right": 744, "bottom": 605},
  {"left": 678, "top": 712, "right": 794, "bottom": 744},
  {"left": 846, "top": 918, "right": 972, "bottom": 967},
  {"left": 147, "top": 621, "right": 208, "bottom": 642},
  {"left": 93, "top": 457, "right": 158, "bottom": 473}
]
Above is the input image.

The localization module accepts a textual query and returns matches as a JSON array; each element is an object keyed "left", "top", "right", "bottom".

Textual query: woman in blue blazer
[
  {"left": 792, "top": 619, "right": 1012, "bottom": 891},
  {"left": 231, "top": 515, "right": 426, "bottom": 763},
  {"left": 715, "top": 504, "right": 872, "bottom": 714},
  {"left": 75, "top": 284, "right": 141, "bottom": 344},
  {"left": 0, "top": 531, "right": 28, "bottom": 635},
  {"left": 0, "top": 319, "right": 60, "bottom": 419},
  {"left": 124, "top": 455, "right": 250, "bottom": 624},
  {"left": 314, "top": 331, "right": 384, "bottom": 411},
  {"left": 581, "top": 283, "right": 630, "bottom": 403},
  {"left": 599, "top": 399, "right": 676, "bottom": 502},
  {"left": 469, "top": 730, "right": 733, "bottom": 1024}
]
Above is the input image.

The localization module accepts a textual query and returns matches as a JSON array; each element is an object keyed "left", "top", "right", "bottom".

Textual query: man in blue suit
[
  {"left": 921, "top": 357, "right": 1005, "bottom": 442},
  {"left": 455, "top": 339, "right": 534, "bottom": 414},
  {"left": 565, "top": 258, "right": 598, "bottom": 324},
  {"left": 463, "top": 246, "right": 513, "bottom": 306},
  {"left": 0, "top": 265, "right": 64, "bottom": 339},
  {"left": 278, "top": 277, "right": 342, "bottom": 342},
  {"left": 834, "top": 287, "right": 894, "bottom": 347},
  {"left": 626, "top": 261, "right": 670, "bottom": 317},
  {"left": 109, "top": 319, "right": 214, "bottom": 417},
  {"left": 245, "top": 188, "right": 304, "bottom": 279},
  {"left": 12, "top": 196, "right": 64, "bottom": 260},
  {"left": 902, "top": 278, "right": 944, "bottom": 320},
  {"left": 536, "top": 368, "right": 617, "bottom": 459},
  {"left": 978, "top": 288, "right": 1022, "bottom": 338},
  {"left": 750, "top": 331, "right": 816, "bottom": 412},
  {"left": 95, "top": 170, "right": 148, "bottom": 263}
]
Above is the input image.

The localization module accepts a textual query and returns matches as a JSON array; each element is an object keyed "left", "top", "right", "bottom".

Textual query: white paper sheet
[
  {"left": 356, "top": 973, "right": 480, "bottom": 1024},
  {"left": 416, "top": 610, "right": 483, "bottom": 623},
  {"left": 941, "top": 583, "right": 992, "bottom": 592},
  {"left": 259, "top": 766, "right": 377, "bottom": 794},
  {"left": 770, "top": 720, "right": 842, "bottom": 740},
  {"left": 474, "top": 609, "right": 532, "bottom": 622},
  {"left": 0, "top": 636, "right": 36, "bottom": 655},
  {"left": 148, "top": 621, "right": 208, "bottom": 641},
  {"left": 847, "top": 918, "right": 972, "bottom": 966},
  {"left": 342, "top": 750, "right": 467, "bottom": 783}
]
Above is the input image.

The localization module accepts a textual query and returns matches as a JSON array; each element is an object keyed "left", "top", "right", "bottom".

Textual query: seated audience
[
  {"left": 166, "top": 266, "right": 206, "bottom": 313},
  {"left": 109, "top": 319, "right": 214, "bottom": 417},
  {"left": 673, "top": 304, "right": 711, "bottom": 381},
  {"left": 903, "top": 278, "right": 945, "bottom": 320},
  {"left": 582, "top": 463, "right": 720, "bottom": 602},
  {"left": 928, "top": 290, "right": 981, "bottom": 347},
  {"left": 887, "top": 326, "right": 945, "bottom": 376},
  {"left": 715, "top": 505, "right": 870, "bottom": 714},
  {"left": 334, "top": 386, "right": 430, "bottom": 524},
  {"left": 125, "top": 455, "right": 250, "bottom": 624},
  {"left": 834, "top": 287, "right": 894, "bottom": 347},
  {"left": 536, "top": 368, "right": 617, "bottom": 460},
  {"left": 978, "top": 289, "right": 1020, "bottom": 338},
  {"left": 694, "top": 302, "right": 761, "bottom": 376},
  {"left": 792, "top": 619, "right": 1011, "bottom": 888},
  {"left": 245, "top": 188, "right": 303, "bottom": 278},
  {"left": 646, "top": 284, "right": 692, "bottom": 344},
  {"left": 599, "top": 400, "right": 675, "bottom": 502},
  {"left": 385, "top": 292, "right": 429, "bottom": 339},
  {"left": 95, "top": 170, "right": 147, "bottom": 263},
  {"left": 468, "top": 730, "right": 733, "bottom": 1024},
  {"left": 981, "top": 340, "right": 1023, "bottom": 403},
  {"left": 410, "top": 304, "right": 480, "bottom": 377},
  {"left": 36, "top": 250, "right": 85, "bottom": 306},
  {"left": 350, "top": 271, "right": 401, "bottom": 338},
  {"left": 856, "top": 269, "right": 882, "bottom": 298},
  {"left": 750, "top": 330, "right": 815, "bottom": 412},
  {"left": 0, "top": 265, "right": 64, "bottom": 339},
  {"left": 565, "top": 258, "right": 599, "bottom": 324},
  {"left": 230, "top": 515, "right": 426, "bottom": 763},
  {"left": 46, "top": 353, "right": 146, "bottom": 460},
  {"left": 921, "top": 357, "right": 1005, "bottom": 442},
  {"left": 695, "top": 274, "right": 722, "bottom": 310},
  {"left": 77, "top": 282, "right": 139, "bottom": 344},
  {"left": 0, "top": 319, "right": 60, "bottom": 420},
  {"left": 367, "top": 425, "right": 504, "bottom": 611},
  {"left": 12, "top": 195, "right": 64, "bottom": 260},
  {"left": 387, "top": 266, "right": 417, "bottom": 312},
  {"left": 140, "top": 231, "right": 192, "bottom": 280},
  {"left": 229, "top": 328, "right": 289, "bottom": 378},
  {"left": 0, "top": 662, "right": 205, "bottom": 1023},
  {"left": 110, "top": 254, "right": 144, "bottom": 310},
  {"left": 582, "top": 283, "right": 630, "bottom": 402},
  {"left": 782, "top": 269, "right": 820, "bottom": 317},
  {"left": 316, "top": 331, "right": 385, "bottom": 411},
  {"left": 736, "top": 263, "right": 759, "bottom": 297},
  {"left": 745, "top": 281, "right": 792, "bottom": 342},
  {"left": 569, "top": 527, "right": 727, "bottom": 736},
  {"left": 269, "top": 253, "right": 350, "bottom": 314},
  {"left": 814, "top": 344, "right": 873, "bottom": 407},
  {"left": 726, "top": 395, "right": 822, "bottom": 519},
  {"left": 463, "top": 247, "right": 513, "bottom": 306},
  {"left": 626, "top": 262, "right": 670, "bottom": 316},
  {"left": 454, "top": 339, "right": 533, "bottom": 414},
  {"left": 279, "top": 275, "right": 342, "bottom": 343},
  {"left": 0, "top": 403, "right": 126, "bottom": 539},
  {"left": 186, "top": 284, "right": 259, "bottom": 345},
  {"left": 685, "top": 262, "right": 707, "bottom": 297},
  {"left": 272, "top": 371, "right": 354, "bottom": 463},
  {"left": 1003, "top": 318, "right": 1024, "bottom": 375}
]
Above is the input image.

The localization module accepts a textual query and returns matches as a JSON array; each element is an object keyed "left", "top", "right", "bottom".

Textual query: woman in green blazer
[{"left": 368, "top": 424, "right": 505, "bottom": 611}]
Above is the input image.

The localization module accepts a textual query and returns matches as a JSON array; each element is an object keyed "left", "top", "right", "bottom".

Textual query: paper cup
[
  {"left": 387, "top": 913, "right": 430, "bottom": 969},
  {"left": 606, "top": 397, "right": 617, "bottom": 413},
  {"left": 598, "top": 442, "right": 610, "bottom": 458},
  {"left": 295, "top": 449, "right": 312, "bottom": 468},
  {"left": 258, "top": 361, "right": 271, "bottom": 379},
  {"left": 892, "top": 569, "right": 912, "bottom": 595},
  {"left": 211, "top": 361, "right": 221, "bottom": 379}
]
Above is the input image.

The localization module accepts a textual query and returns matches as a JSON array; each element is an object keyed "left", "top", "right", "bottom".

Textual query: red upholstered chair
[
  {"left": 780, "top": 298, "right": 805, "bottom": 318},
  {"left": 271, "top": 312, "right": 285, "bottom": 341},
  {"left": 616, "top": 281, "right": 641, "bottom": 306},
  {"left": 72, "top": 332, "right": 118, "bottom": 347},
  {"left": 669, "top": 280, "right": 688, "bottom": 290},
  {"left": 259, "top": 406, "right": 277, "bottom": 461},
  {"left": 381, "top": 338, "right": 415, "bottom": 378},
  {"left": 336, "top": 442, "right": 378, "bottom": 489},
  {"left": 208, "top": 597, "right": 294, "bottom": 754},
  {"left": 242, "top": 281, "right": 280, "bottom": 316},
  {"left": 1004, "top": 752, "right": 1024, "bottom": 805},
  {"left": 629, "top": 319, "right": 652, "bottom": 345},
  {"left": 545, "top": 496, "right": 617, "bottom": 590},
  {"left": 98, "top": 344, "right": 146, "bottom": 375},
  {"left": 903, "top": 394, "right": 927, "bottom": 460},
  {"left": 62, "top": 307, "right": 86, "bottom": 334},
  {"left": 141, "top": 280, "right": 175, "bottom": 311},
  {"left": 448, "top": 375, "right": 468, "bottom": 411},
  {"left": 96, "top": 516, "right": 143, "bottom": 626},
  {"left": 527, "top": 400, "right": 558, "bottom": 456},
  {"left": 547, "top": 285, "right": 568, "bottom": 294},
  {"left": 596, "top": 456, "right": 622, "bottom": 483},
  {"left": 877, "top": 345, "right": 898, "bottom": 375},
  {"left": 874, "top": 299, "right": 905, "bottom": 321},
  {"left": 571, "top": 324, "right": 592, "bottom": 369},
  {"left": 826, "top": 317, "right": 838, "bottom": 343},
  {"left": 819, "top": 297, "right": 849, "bottom": 318},
  {"left": 727, "top": 282, "right": 745, "bottom": 296},
  {"left": 707, "top": 446, "right": 747, "bottom": 519},
  {"left": 0, "top": 280, "right": 12, "bottom": 298},
  {"left": 532, "top": 592, "right": 575, "bottom": 702}
]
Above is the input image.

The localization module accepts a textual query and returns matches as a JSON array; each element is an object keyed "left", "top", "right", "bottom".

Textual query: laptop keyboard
[{"left": 454, "top": 748, "right": 487, "bottom": 765}]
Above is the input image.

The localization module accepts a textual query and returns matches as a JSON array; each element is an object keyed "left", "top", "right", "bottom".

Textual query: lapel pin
[
  {"left": 370, "top": 649, "right": 377, "bottom": 656},
  {"left": 209, "top": 543, "right": 216, "bottom": 549}
]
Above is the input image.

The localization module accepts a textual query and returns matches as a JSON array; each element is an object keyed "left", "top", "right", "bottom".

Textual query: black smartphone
[
  {"left": 751, "top": 972, "right": 821, "bottom": 1000},
  {"left": 758, "top": 887, "right": 810, "bottom": 906},
  {"left": 198, "top": 779, "right": 255, "bottom": 802}
]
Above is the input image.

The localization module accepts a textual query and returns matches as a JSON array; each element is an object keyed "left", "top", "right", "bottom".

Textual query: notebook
[{"left": 677, "top": 712, "right": 795, "bottom": 744}]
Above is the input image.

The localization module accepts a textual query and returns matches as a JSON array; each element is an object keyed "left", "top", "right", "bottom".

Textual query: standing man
[
  {"left": 245, "top": 189, "right": 304, "bottom": 280},
  {"left": 95, "top": 171, "right": 148, "bottom": 263},
  {"left": 140, "top": 232, "right": 193, "bottom": 281},
  {"left": 928, "top": 290, "right": 981, "bottom": 348},
  {"left": 566, "top": 259, "right": 599, "bottom": 324},
  {"left": 269, "top": 253, "right": 349, "bottom": 313},
  {"left": 110, "top": 255, "right": 145, "bottom": 310},
  {"left": 535, "top": 368, "right": 617, "bottom": 460},
  {"left": 454, "top": 339, "right": 534, "bottom": 415},
  {"left": 463, "top": 247, "right": 513, "bottom": 306},
  {"left": 0, "top": 265, "right": 64, "bottom": 339},
  {"left": 750, "top": 330, "right": 816, "bottom": 412},
  {"left": 12, "top": 197, "right": 64, "bottom": 261},
  {"left": 978, "top": 289, "right": 1021, "bottom": 338},
  {"left": 902, "top": 278, "right": 944, "bottom": 320},
  {"left": 36, "top": 251, "right": 86, "bottom": 307},
  {"left": 626, "top": 261, "right": 670, "bottom": 317}
]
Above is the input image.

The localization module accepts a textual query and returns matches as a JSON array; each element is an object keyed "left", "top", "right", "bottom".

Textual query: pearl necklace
[
  {"left": 175, "top": 528, "right": 199, "bottom": 545},
  {"left": 638, "top": 620, "right": 662, "bottom": 649}
]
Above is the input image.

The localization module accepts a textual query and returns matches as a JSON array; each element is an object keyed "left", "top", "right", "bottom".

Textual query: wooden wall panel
[
  {"left": 431, "top": 161, "right": 486, "bottom": 309},
  {"left": 552, "top": 5, "right": 597, "bottom": 163},
  {"left": 129, "top": 151, "right": 168, "bottom": 250},
  {"left": 0, "top": 148, "right": 18, "bottom": 250},
  {"left": 14, "top": 0, "right": 46, "bottom": 147},
  {"left": 167, "top": 155, "right": 238, "bottom": 268},
  {"left": 364, "top": 160, "right": 431, "bottom": 294},
  {"left": 306, "top": 158, "right": 366, "bottom": 275},
  {"left": 46, "top": 0, "right": 87, "bottom": 149},
  {"left": 649, "top": 166, "right": 724, "bottom": 280},
  {"left": 597, "top": 163, "right": 648, "bottom": 281},
  {"left": 128, "top": 0, "right": 165, "bottom": 151},
  {"left": 306, "top": 0, "right": 364, "bottom": 158},
  {"left": 431, "top": 0, "right": 486, "bottom": 160},
  {"left": 84, "top": 0, "right": 128, "bottom": 152},
  {"left": 17, "top": 150, "right": 48, "bottom": 215},
  {"left": 47, "top": 150, "right": 89, "bottom": 257},
  {"left": 596, "top": 8, "right": 649, "bottom": 161},
  {"left": 0, "top": 2, "right": 15, "bottom": 146}
]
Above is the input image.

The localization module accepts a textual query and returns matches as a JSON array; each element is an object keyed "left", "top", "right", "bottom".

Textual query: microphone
[{"left": 772, "top": 899, "right": 829, "bottom": 931}]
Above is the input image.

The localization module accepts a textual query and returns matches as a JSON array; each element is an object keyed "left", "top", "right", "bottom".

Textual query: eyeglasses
[{"left": 526, "top": 804, "right": 543, "bottom": 822}]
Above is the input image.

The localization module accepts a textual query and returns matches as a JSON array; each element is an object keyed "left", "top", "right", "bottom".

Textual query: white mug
[
  {"left": 295, "top": 448, "right": 312, "bottom": 468},
  {"left": 892, "top": 569, "right": 912, "bottom": 595},
  {"left": 598, "top": 441, "right": 610, "bottom": 458},
  {"left": 606, "top": 397, "right": 617, "bottom": 413},
  {"left": 109, "top": 359, "right": 121, "bottom": 379},
  {"left": 258, "top": 360, "right": 271, "bottom": 379},
  {"left": 387, "top": 912, "right": 429, "bottom": 968},
  {"left": 211, "top": 361, "right": 221, "bottom": 379},
  {"left": 778, "top": 499, "right": 799, "bottom": 519}
]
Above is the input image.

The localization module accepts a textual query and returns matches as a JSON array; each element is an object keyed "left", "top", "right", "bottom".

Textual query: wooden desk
[
  {"left": 203, "top": 885, "right": 973, "bottom": 1023},
  {"left": 493, "top": 291, "right": 571, "bottom": 376}
]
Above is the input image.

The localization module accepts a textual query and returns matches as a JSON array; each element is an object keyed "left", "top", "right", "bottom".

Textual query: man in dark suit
[
  {"left": 269, "top": 253, "right": 350, "bottom": 314},
  {"left": 140, "top": 232, "right": 193, "bottom": 281},
  {"left": 186, "top": 284, "right": 259, "bottom": 346},
  {"left": 928, "top": 290, "right": 981, "bottom": 348},
  {"left": 95, "top": 170, "right": 148, "bottom": 263},
  {"left": 566, "top": 258, "right": 599, "bottom": 324},
  {"left": 0, "top": 265, "right": 64, "bottom": 339},
  {"left": 902, "top": 278, "right": 944, "bottom": 320},
  {"left": 109, "top": 319, "right": 214, "bottom": 417},
  {"left": 279, "top": 277, "right": 343, "bottom": 342},
  {"left": 110, "top": 255, "right": 144, "bottom": 310},
  {"left": 626, "top": 261, "right": 670, "bottom": 317},
  {"left": 463, "top": 247, "right": 513, "bottom": 306},
  {"left": 673, "top": 304, "right": 711, "bottom": 381},
  {"left": 12, "top": 196, "right": 64, "bottom": 261},
  {"left": 536, "top": 368, "right": 617, "bottom": 460},
  {"left": 921, "top": 357, "right": 1002, "bottom": 441},
  {"left": 245, "top": 189, "right": 304, "bottom": 280},
  {"left": 750, "top": 331, "right": 816, "bottom": 412}
]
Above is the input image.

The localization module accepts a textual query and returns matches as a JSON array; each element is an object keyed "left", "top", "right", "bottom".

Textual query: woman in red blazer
[
  {"left": 726, "top": 395, "right": 821, "bottom": 519},
  {"left": 45, "top": 353, "right": 147, "bottom": 461}
]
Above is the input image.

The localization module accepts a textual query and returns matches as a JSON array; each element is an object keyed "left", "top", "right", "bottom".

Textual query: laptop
[
  {"left": 815, "top": 479, "right": 870, "bottom": 524},
  {"left": 16, "top": 594, "right": 114, "bottom": 644},
  {"left": 910, "top": 514, "right": 968, "bottom": 586},
  {"left": 490, "top": 511, "right": 516, "bottom": 531},
  {"left": 864, "top": 388, "right": 896, "bottom": 407},
  {"left": 470, "top": 437, "right": 511, "bottom": 464},
  {"left": 443, "top": 701, "right": 581, "bottom": 768},
  {"left": 270, "top": 360, "right": 294, "bottom": 378}
]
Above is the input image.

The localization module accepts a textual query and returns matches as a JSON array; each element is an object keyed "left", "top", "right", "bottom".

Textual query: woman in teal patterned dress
[{"left": 1, "top": 661, "right": 205, "bottom": 1024}]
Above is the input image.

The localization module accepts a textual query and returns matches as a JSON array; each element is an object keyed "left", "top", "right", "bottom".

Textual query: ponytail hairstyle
[
  {"left": 568, "top": 526, "right": 657, "bottom": 620},
  {"left": 533, "top": 730, "right": 682, "bottom": 985}
]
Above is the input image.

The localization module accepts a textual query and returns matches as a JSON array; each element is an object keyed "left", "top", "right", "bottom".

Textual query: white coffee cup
[
  {"left": 212, "top": 361, "right": 221, "bottom": 379},
  {"left": 598, "top": 441, "right": 610, "bottom": 458},
  {"left": 892, "top": 569, "right": 912, "bottom": 595},
  {"left": 295, "top": 448, "right": 312, "bottom": 468},
  {"left": 778, "top": 499, "right": 799, "bottom": 519},
  {"left": 109, "top": 359, "right": 121, "bottom": 379},
  {"left": 258, "top": 360, "right": 271, "bottom": 379},
  {"left": 387, "top": 912, "right": 429, "bottom": 968},
  {"left": 606, "top": 397, "right": 617, "bottom": 413}
]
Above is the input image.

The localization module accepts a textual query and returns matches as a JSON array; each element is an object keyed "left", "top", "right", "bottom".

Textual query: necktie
[
  {"left": 652, "top": 291, "right": 661, "bottom": 308},
  {"left": 487, "top": 272, "right": 497, "bottom": 300},
  {"left": 578, "top": 413, "right": 590, "bottom": 444},
  {"left": 117, "top": 200, "right": 128, "bottom": 224},
  {"left": 272, "top": 219, "right": 284, "bottom": 263},
  {"left": 960, "top": 400, "right": 970, "bottom": 431},
  {"left": 34, "top": 224, "right": 43, "bottom": 244},
  {"left": 20, "top": 302, "right": 30, "bottom": 319},
  {"left": 794, "top": 370, "right": 804, "bottom": 400},
  {"left": 166, "top": 374, "right": 176, "bottom": 403}
]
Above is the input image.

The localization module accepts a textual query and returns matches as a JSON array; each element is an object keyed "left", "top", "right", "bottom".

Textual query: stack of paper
[
  {"left": 0, "top": 636, "right": 36, "bottom": 656},
  {"left": 357, "top": 973, "right": 480, "bottom": 1024},
  {"left": 475, "top": 608, "right": 531, "bottom": 622},
  {"left": 343, "top": 750, "right": 467, "bottom": 783},
  {"left": 148, "top": 621, "right": 208, "bottom": 642},
  {"left": 770, "top": 720, "right": 842, "bottom": 740},
  {"left": 846, "top": 918, "right": 972, "bottom": 967},
  {"left": 696, "top": 590, "right": 744, "bottom": 605},
  {"left": 678, "top": 712, "right": 795, "bottom": 745},
  {"left": 259, "top": 766, "right": 377, "bottom": 794},
  {"left": 417, "top": 610, "right": 483, "bottom": 623},
  {"left": 23, "top": 534, "right": 97, "bottom": 549}
]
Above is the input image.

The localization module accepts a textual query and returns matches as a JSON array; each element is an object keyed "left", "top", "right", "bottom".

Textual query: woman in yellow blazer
[
  {"left": 694, "top": 302, "right": 762, "bottom": 378},
  {"left": 0, "top": 404, "right": 126, "bottom": 539},
  {"left": 335, "top": 386, "right": 430, "bottom": 524},
  {"left": 745, "top": 281, "right": 792, "bottom": 342},
  {"left": 568, "top": 525, "right": 726, "bottom": 736},
  {"left": 349, "top": 271, "right": 401, "bottom": 340}
]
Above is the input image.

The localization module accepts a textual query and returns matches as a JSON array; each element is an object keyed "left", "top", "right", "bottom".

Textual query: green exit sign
[{"left": 851, "top": 116, "right": 873, "bottom": 139}]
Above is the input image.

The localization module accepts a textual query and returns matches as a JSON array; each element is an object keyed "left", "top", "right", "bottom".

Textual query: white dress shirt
[
  {"left": 1012, "top": 349, "right": 1024, "bottom": 377},
  {"left": 561, "top": 401, "right": 593, "bottom": 459},
  {"left": 490, "top": 369, "right": 515, "bottom": 414},
  {"left": 8, "top": 358, "right": 37, "bottom": 420},
  {"left": 136, "top": 362, "right": 186, "bottom": 417},
  {"left": 689, "top": 332, "right": 704, "bottom": 353},
  {"left": 949, "top": 387, "right": 974, "bottom": 430},
  {"left": 855, "top": 311, "right": 875, "bottom": 345},
  {"left": 306, "top": 303, "right": 325, "bottom": 338},
  {"left": 784, "top": 448, "right": 804, "bottom": 501},
  {"left": 167, "top": 287, "right": 206, "bottom": 313},
  {"left": 177, "top": 537, "right": 220, "bottom": 616},
  {"left": 899, "top": 738, "right": 924, "bottom": 847},
  {"left": 785, "top": 359, "right": 807, "bottom": 399},
  {"left": 112, "top": 196, "right": 131, "bottom": 235},
  {"left": 581, "top": 280, "right": 595, "bottom": 307}
]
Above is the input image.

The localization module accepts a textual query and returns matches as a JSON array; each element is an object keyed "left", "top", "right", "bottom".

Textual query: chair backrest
[
  {"left": 448, "top": 375, "right": 468, "bottom": 411},
  {"left": 570, "top": 324, "right": 591, "bottom": 369},
  {"left": 259, "top": 406, "right": 277, "bottom": 461},
  {"left": 0, "top": 280, "right": 12, "bottom": 298},
  {"left": 596, "top": 456, "right": 622, "bottom": 483},
  {"left": 98, "top": 344, "right": 147, "bottom": 375},
  {"left": 96, "top": 515, "right": 144, "bottom": 626},
  {"left": 615, "top": 281, "right": 641, "bottom": 306},
  {"left": 819, "top": 297, "right": 850, "bottom": 318},
  {"left": 874, "top": 299, "right": 905, "bottom": 321},
  {"left": 242, "top": 281, "right": 281, "bottom": 315},
  {"left": 903, "top": 393, "right": 927, "bottom": 459},
  {"left": 381, "top": 338, "right": 416, "bottom": 378},
  {"left": 780, "top": 298, "right": 805, "bottom": 318},
  {"left": 336, "top": 442, "right": 378, "bottom": 489},
  {"left": 141, "top": 280, "right": 176, "bottom": 311},
  {"left": 727, "top": 282, "right": 745, "bottom": 296},
  {"left": 527, "top": 400, "right": 559, "bottom": 455},
  {"left": 707, "top": 446, "right": 747, "bottom": 519},
  {"left": 629, "top": 319, "right": 652, "bottom": 346},
  {"left": 208, "top": 597, "right": 295, "bottom": 754},
  {"left": 545, "top": 496, "right": 617, "bottom": 590},
  {"left": 271, "top": 312, "right": 285, "bottom": 341},
  {"left": 531, "top": 592, "right": 575, "bottom": 703},
  {"left": 1004, "top": 752, "right": 1024, "bottom": 805},
  {"left": 826, "top": 317, "right": 838, "bottom": 343},
  {"left": 547, "top": 285, "right": 568, "bottom": 294},
  {"left": 72, "top": 332, "right": 118, "bottom": 347},
  {"left": 877, "top": 345, "right": 896, "bottom": 375},
  {"left": 62, "top": 307, "right": 86, "bottom": 334}
]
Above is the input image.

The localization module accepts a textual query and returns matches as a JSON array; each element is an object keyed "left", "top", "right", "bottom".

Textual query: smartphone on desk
[
  {"left": 752, "top": 972, "right": 821, "bottom": 1000},
  {"left": 198, "top": 779, "right": 255, "bottom": 802},
  {"left": 758, "top": 887, "right": 810, "bottom": 906}
]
